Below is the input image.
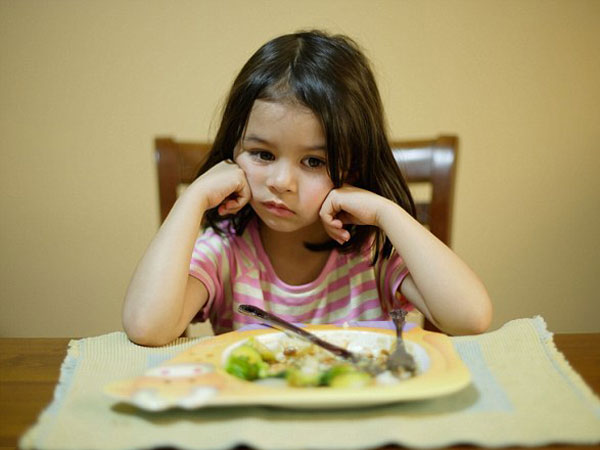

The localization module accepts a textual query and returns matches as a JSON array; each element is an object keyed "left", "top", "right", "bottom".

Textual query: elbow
[
  {"left": 124, "top": 328, "right": 167, "bottom": 347},
  {"left": 461, "top": 289, "right": 493, "bottom": 335},
  {"left": 466, "top": 311, "right": 492, "bottom": 335},
  {"left": 122, "top": 313, "right": 176, "bottom": 347},
  {"left": 436, "top": 289, "right": 493, "bottom": 336}
]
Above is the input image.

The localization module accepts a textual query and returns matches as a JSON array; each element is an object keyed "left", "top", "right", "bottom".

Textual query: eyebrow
[{"left": 243, "top": 134, "right": 327, "bottom": 152}]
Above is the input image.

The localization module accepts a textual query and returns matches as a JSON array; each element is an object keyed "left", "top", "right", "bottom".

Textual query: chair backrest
[
  {"left": 155, "top": 135, "right": 458, "bottom": 246},
  {"left": 391, "top": 135, "right": 458, "bottom": 246}
]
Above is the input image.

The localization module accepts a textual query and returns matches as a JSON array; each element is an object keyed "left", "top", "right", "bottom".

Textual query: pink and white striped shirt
[{"left": 189, "top": 219, "right": 412, "bottom": 335}]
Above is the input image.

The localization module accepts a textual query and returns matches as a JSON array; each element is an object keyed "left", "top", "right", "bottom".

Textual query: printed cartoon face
[
  {"left": 235, "top": 100, "right": 333, "bottom": 240},
  {"left": 122, "top": 363, "right": 223, "bottom": 411}
]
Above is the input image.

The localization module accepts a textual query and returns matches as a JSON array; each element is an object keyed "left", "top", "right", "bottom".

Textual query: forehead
[{"left": 244, "top": 100, "right": 325, "bottom": 150}]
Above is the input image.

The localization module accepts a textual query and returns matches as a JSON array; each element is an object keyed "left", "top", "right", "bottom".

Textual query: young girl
[{"left": 123, "top": 30, "right": 492, "bottom": 346}]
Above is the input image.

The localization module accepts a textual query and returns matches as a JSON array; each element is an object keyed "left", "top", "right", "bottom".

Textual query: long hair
[{"left": 198, "top": 30, "right": 416, "bottom": 263}]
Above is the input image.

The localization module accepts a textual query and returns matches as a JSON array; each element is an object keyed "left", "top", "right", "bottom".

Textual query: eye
[
  {"left": 303, "top": 156, "right": 326, "bottom": 169},
  {"left": 249, "top": 150, "right": 275, "bottom": 161}
]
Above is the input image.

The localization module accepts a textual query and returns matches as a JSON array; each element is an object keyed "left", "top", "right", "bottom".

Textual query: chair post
[
  {"left": 430, "top": 136, "right": 458, "bottom": 246},
  {"left": 154, "top": 137, "right": 180, "bottom": 223}
]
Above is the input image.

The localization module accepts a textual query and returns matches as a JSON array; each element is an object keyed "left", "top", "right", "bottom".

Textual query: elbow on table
[
  {"left": 436, "top": 290, "right": 493, "bottom": 336},
  {"left": 459, "top": 290, "right": 493, "bottom": 335},
  {"left": 122, "top": 315, "right": 176, "bottom": 348}
]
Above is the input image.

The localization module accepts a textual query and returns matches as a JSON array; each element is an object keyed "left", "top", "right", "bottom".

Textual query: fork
[
  {"left": 386, "top": 309, "right": 417, "bottom": 375},
  {"left": 238, "top": 304, "right": 416, "bottom": 376}
]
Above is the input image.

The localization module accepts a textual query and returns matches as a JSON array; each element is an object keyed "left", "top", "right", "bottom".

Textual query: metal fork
[
  {"left": 238, "top": 304, "right": 416, "bottom": 376},
  {"left": 386, "top": 309, "right": 417, "bottom": 375}
]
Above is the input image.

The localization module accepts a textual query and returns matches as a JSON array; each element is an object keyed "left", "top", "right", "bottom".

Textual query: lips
[{"left": 262, "top": 201, "right": 295, "bottom": 216}]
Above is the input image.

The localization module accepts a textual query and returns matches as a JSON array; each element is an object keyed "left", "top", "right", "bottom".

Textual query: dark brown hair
[{"left": 198, "top": 30, "right": 415, "bottom": 263}]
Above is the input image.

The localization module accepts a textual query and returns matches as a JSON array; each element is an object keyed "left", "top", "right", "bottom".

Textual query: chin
[{"left": 258, "top": 215, "right": 303, "bottom": 233}]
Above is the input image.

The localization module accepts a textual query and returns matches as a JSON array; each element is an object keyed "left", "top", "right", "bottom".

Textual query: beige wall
[{"left": 1, "top": 0, "right": 599, "bottom": 337}]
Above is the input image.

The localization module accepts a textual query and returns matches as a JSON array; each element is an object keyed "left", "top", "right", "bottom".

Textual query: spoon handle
[{"left": 237, "top": 304, "right": 357, "bottom": 362}]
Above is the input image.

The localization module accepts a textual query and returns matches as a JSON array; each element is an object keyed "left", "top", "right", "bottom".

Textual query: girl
[{"left": 123, "top": 30, "right": 492, "bottom": 346}]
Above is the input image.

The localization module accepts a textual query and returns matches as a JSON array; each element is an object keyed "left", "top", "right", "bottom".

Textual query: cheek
[
  {"left": 302, "top": 178, "right": 333, "bottom": 207},
  {"left": 235, "top": 155, "right": 263, "bottom": 192}
]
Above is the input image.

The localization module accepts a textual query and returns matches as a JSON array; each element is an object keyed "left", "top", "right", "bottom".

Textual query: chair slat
[{"left": 155, "top": 135, "right": 458, "bottom": 246}]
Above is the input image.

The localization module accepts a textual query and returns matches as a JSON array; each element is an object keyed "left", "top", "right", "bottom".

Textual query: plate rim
[{"left": 105, "top": 324, "right": 471, "bottom": 410}]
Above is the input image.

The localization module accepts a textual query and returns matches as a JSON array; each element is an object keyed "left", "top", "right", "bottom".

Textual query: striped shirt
[{"left": 189, "top": 219, "right": 412, "bottom": 335}]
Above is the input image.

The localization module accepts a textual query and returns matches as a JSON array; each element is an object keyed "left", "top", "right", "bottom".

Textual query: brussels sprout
[
  {"left": 225, "top": 344, "right": 268, "bottom": 380},
  {"left": 230, "top": 344, "right": 262, "bottom": 363},
  {"left": 225, "top": 338, "right": 380, "bottom": 388},
  {"left": 286, "top": 367, "right": 322, "bottom": 387},
  {"left": 246, "top": 337, "right": 277, "bottom": 363},
  {"left": 328, "top": 370, "right": 372, "bottom": 388},
  {"left": 320, "top": 364, "right": 354, "bottom": 386}
]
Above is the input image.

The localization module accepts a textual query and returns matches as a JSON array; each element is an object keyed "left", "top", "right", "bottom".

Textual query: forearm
[
  {"left": 377, "top": 200, "right": 492, "bottom": 335},
  {"left": 122, "top": 184, "right": 207, "bottom": 344}
]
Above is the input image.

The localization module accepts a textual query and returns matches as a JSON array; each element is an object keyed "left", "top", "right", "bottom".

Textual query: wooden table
[{"left": 1, "top": 334, "right": 599, "bottom": 450}]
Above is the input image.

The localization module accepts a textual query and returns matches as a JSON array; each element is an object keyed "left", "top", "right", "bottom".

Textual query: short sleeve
[
  {"left": 376, "top": 249, "right": 413, "bottom": 313},
  {"left": 189, "top": 227, "right": 232, "bottom": 321}
]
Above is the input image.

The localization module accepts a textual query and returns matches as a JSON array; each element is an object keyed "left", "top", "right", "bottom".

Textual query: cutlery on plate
[
  {"left": 237, "top": 304, "right": 368, "bottom": 367},
  {"left": 237, "top": 304, "right": 416, "bottom": 376},
  {"left": 386, "top": 309, "right": 417, "bottom": 375}
]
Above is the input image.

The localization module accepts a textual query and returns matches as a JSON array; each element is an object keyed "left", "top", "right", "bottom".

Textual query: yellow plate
[{"left": 105, "top": 325, "right": 470, "bottom": 411}]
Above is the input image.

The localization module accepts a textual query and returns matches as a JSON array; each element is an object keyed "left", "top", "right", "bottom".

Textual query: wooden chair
[
  {"left": 155, "top": 135, "right": 457, "bottom": 333},
  {"left": 155, "top": 135, "right": 458, "bottom": 246},
  {"left": 390, "top": 135, "right": 458, "bottom": 246}
]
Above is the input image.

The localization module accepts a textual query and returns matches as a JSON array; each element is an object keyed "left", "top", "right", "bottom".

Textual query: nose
[{"left": 267, "top": 161, "right": 296, "bottom": 193}]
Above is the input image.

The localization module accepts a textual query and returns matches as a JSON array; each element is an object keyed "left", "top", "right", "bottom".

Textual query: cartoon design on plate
[{"left": 145, "top": 362, "right": 215, "bottom": 378}]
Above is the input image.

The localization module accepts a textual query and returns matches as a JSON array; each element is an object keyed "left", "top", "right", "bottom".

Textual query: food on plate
[{"left": 224, "top": 335, "right": 414, "bottom": 388}]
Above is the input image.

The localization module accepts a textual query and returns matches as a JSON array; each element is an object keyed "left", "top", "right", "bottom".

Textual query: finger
[
  {"left": 328, "top": 218, "right": 344, "bottom": 229},
  {"left": 221, "top": 197, "right": 246, "bottom": 215},
  {"left": 319, "top": 196, "right": 339, "bottom": 224},
  {"left": 239, "top": 178, "right": 252, "bottom": 204},
  {"left": 321, "top": 217, "right": 349, "bottom": 245},
  {"left": 217, "top": 204, "right": 229, "bottom": 216},
  {"left": 319, "top": 197, "right": 346, "bottom": 244},
  {"left": 336, "top": 211, "right": 362, "bottom": 226}
]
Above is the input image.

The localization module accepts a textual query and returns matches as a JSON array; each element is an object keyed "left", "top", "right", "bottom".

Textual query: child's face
[{"left": 234, "top": 100, "right": 333, "bottom": 236}]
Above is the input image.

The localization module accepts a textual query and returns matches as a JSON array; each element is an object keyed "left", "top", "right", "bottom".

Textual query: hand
[
  {"left": 319, "top": 185, "right": 390, "bottom": 244},
  {"left": 191, "top": 160, "right": 252, "bottom": 215}
]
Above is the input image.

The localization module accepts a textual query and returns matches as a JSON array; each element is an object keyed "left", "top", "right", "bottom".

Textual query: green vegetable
[
  {"left": 224, "top": 340, "right": 375, "bottom": 388},
  {"left": 285, "top": 367, "right": 322, "bottom": 387},
  {"left": 320, "top": 364, "right": 354, "bottom": 385},
  {"left": 225, "top": 344, "right": 269, "bottom": 380},
  {"left": 246, "top": 337, "right": 277, "bottom": 363},
  {"left": 230, "top": 344, "right": 262, "bottom": 363},
  {"left": 328, "top": 370, "right": 372, "bottom": 388}
]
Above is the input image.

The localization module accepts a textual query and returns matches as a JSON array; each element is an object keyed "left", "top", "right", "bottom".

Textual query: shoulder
[
  {"left": 195, "top": 225, "right": 230, "bottom": 247},
  {"left": 196, "top": 219, "right": 261, "bottom": 261},
  {"left": 192, "top": 222, "right": 239, "bottom": 260},
  {"left": 342, "top": 243, "right": 405, "bottom": 276}
]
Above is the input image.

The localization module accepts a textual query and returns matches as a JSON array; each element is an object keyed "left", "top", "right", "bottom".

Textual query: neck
[
  {"left": 257, "top": 220, "right": 333, "bottom": 285},
  {"left": 258, "top": 220, "right": 330, "bottom": 254}
]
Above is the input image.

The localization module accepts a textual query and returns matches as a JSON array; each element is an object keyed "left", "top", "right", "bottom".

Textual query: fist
[
  {"left": 193, "top": 160, "right": 252, "bottom": 215},
  {"left": 319, "top": 185, "right": 386, "bottom": 244}
]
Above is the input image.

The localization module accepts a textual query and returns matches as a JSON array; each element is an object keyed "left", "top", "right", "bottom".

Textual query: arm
[
  {"left": 122, "top": 161, "right": 251, "bottom": 346},
  {"left": 320, "top": 186, "right": 492, "bottom": 335}
]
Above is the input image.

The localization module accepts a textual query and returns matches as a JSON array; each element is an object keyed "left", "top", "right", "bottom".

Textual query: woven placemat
[{"left": 20, "top": 316, "right": 600, "bottom": 449}]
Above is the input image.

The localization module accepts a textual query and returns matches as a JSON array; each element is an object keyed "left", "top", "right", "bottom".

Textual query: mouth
[{"left": 262, "top": 201, "right": 295, "bottom": 217}]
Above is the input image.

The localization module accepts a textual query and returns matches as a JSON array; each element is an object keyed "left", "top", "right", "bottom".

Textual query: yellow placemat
[{"left": 20, "top": 317, "right": 600, "bottom": 449}]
